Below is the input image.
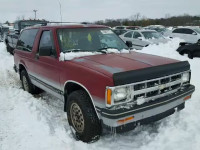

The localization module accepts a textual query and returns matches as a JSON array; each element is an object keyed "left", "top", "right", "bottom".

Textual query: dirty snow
[{"left": 0, "top": 38, "right": 200, "bottom": 150}]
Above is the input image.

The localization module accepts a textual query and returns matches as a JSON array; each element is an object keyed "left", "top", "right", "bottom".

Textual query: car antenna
[{"left": 58, "top": 0, "right": 63, "bottom": 24}]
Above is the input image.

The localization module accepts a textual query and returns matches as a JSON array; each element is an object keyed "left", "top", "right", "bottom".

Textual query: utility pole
[{"left": 33, "top": 10, "right": 38, "bottom": 19}]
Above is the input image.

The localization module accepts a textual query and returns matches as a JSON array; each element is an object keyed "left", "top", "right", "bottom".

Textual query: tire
[
  {"left": 67, "top": 90, "right": 101, "bottom": 143},
  {"left": 6, "top": 44, "right": 14, "bottom": 55},
  {"left": 179, "top": 51, "right": 184, "bottom": 55},
  {"left": 188, "top": 52, "right": 193, "bottom": 59},
  {"left": 20, "top": 70, "right": 41, "bottom": 94}
]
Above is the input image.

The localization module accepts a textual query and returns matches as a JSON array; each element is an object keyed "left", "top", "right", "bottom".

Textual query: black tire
[
  {"left": 67, "top": 90, "right": 101, "bottom": 143},
  {"left": 188, "top": 52, "right": 193, "bottom": 59},
  {"left": 6, "top": 44, "right": 14, "bottom": 55},
  {"left": 20, "top": 70, "right": 41, "bottom": 94},
  {"left": 179, "top": 51, "right": 184, "bottom": 55}
]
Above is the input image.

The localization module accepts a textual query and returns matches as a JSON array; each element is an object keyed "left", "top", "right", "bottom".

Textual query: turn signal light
[
  {"left": 117, "top": 116, "right": 134, "bottom": 124},
  {"left": 184, "top": 95, "right": 191, "bottom": 101},
  {"left": 107, "top": 89, "right": 112, "bottom": 105}
]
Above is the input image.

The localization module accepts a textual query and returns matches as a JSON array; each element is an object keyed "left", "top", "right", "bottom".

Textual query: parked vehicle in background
[
  {"left": 171, "top": 27, "right": 200, "bottom": 43},
  {"left": 177, "top": 40, "right": 200, "bottom": 59},
  {"left": 113, "top": 26, "right": 142, "bottom": 30},
  {"left": 120, "top": 30, "right": 169, "bottom": 50},
  {"left": 145, "top": 26, "right": 171, "bottom": 37},
  {"left": 112, "top": 29, "right": 129, "bottom": 36},
  {"left": 5, "top": 19, "right": 48, "bottom": 54},
  {"left": 14, "top": 23, "right": 195, "bottom": 142},
  {"left": 0, "top": 25, "right": 9, "bottom": 42}
]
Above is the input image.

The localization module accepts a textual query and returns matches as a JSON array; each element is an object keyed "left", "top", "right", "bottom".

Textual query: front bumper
[{"left": 97, "top": 85, "right": 195, "bottom": 132}]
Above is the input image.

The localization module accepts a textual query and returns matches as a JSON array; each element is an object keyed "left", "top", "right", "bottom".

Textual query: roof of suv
[{"left": 26, "top": 23, "right": 108, "bottom": 30}]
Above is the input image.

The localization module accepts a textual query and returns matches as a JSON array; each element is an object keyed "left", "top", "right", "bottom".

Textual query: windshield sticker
[{"left": 101, "top": 30, "right": 113, "bottom": 34}]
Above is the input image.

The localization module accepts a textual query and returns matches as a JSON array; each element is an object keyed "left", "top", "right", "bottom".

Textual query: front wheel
[{"left": 67, "top": 90, "right": 101, "bottom": 143}]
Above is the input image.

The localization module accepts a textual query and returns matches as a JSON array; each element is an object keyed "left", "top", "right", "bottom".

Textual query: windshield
[
  {"left": 20, "top": 21, "right": 47, "bottom": 30},
  {"left": 193, "top": 28, "right": 200, "bottom": 34},
  {"left": 57, "top": 28, "right": 128, "bottom": 52},
  {"left": 142, "top": 31, "right": 163, "bottom": 39}
]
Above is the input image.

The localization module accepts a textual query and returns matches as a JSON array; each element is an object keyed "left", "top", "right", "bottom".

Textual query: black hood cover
[{"left": 113, "top": 61, "right": 190, "bottom": 86}]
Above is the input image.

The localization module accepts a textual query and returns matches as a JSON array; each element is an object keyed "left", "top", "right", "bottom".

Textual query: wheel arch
[
  {"left": 18, "top": 63, "right": 27, "bottom": 80},
  {"left": 63, "top": 80, "right": 100, "bottom": 119}
]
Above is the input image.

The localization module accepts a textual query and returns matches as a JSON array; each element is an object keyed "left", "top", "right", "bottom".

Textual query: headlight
[
  {"left": 182, "top": 72, "right": 190, "bottom": 83},
  {"left": 113, "top": 87, "right": 128, "bottom": 102},
  {"left": 106, "top": 86, "right": 131, "bottom": 107}
]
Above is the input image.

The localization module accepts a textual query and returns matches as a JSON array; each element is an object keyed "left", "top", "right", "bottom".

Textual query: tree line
[{"left": 95, "top": 14, "right": 200, "bottom": 27}]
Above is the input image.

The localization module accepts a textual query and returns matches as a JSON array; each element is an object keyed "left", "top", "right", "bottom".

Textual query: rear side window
[
  {"left": 16, "top": 29, "right": 38, "bottom": 52},
  {"left": 124, "top": 31, "right": 133, "bottom": 38}
]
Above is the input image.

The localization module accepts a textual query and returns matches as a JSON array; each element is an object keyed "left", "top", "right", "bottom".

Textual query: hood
[{"left": 70, "top": 51, "right": 179, "bottom": 77}]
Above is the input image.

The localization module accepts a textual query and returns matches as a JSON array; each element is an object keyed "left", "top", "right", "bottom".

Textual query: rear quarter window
[{"left": 16, "top": 29, "right": 38, "bottom": 52}]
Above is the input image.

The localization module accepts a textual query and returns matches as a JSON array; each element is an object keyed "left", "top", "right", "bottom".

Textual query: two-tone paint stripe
[{"left": 29, "top": 74, "right": 64, "bottom": 95}]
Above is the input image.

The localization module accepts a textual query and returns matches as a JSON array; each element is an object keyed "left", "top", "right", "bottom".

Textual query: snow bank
[
  {"left": 0, "top": 39, "right": 200, "bottom": 150},
  {"left": 59, "top": 49, "right": 130, "bottom": 61}
]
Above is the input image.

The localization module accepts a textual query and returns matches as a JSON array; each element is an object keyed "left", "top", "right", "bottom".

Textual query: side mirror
[
  {"left": 39, "top": 46, "right": 52, "bottom": 56},
  {"left": 14, "top": 29, "right": 20, "bottom": 34},
  {"left": 126, "top": 41, "right": 132, "bottom": 48}
]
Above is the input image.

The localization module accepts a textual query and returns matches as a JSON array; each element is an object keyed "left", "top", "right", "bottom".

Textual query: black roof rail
[{"left": 27, "top": 21, "right": 93, "bottom": 29}]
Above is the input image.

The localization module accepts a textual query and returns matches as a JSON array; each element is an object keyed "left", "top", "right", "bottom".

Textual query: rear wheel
[
  {"left": 67, "top": 90, "right": 101, "bottom": 143},
  {"left": 20, "top": 70, "right": 41, "bottom": 94}
]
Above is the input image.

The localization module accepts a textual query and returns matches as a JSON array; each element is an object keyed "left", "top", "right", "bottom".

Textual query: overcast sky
[{"left": 0, "top": 0, "right": 200, "bottom": 23}]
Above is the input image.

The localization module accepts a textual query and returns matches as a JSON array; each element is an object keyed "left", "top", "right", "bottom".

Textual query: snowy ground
[{"left": 0, "top": 39, "right": 200, "bottom": 150}]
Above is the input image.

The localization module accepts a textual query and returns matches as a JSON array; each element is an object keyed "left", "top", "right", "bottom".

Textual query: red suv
[{"left": 14, "top": 23, "right": 195, "bottom": 142}]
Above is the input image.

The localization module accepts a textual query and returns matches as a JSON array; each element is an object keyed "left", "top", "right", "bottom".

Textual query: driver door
[{"left": 32, "top": 30, "right": 62, "bottom": 98}]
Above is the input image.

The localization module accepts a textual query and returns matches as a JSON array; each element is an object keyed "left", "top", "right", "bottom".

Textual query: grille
[{"left": 132, "top": 72, "right": 188, "bottom": 103}]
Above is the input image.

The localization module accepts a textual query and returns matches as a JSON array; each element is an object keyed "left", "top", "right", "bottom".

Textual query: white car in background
[
  {"left": 120, "top": 30, "right": 169, "bottom": 50},
  {"left": 171, "top": 27, "right": 200, "bottom": 43}
]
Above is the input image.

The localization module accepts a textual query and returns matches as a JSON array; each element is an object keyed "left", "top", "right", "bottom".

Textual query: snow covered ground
[{"left": 0, "top": 39, "right": 200, "bottom": 150}]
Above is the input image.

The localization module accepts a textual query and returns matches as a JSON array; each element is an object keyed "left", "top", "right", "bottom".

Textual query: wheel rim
[
  {"left": 22, "top": 76, "right": 29, "bottom": 92},
  {"left": 70, "top": 103, "right": 85, "bottom": 133}
]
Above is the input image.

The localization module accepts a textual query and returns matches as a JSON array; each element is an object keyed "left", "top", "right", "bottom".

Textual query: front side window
[
  {"left": 16, "top": 29, "right": 38, "bottom": 52},
  {"left": 172, "top": 29, "right": 183, "bottom": 33},
  {"left": 183, "top": 29, "right": 196, "bottom": 35},
  {"left": 141, "top": 31, "right": 163, "bottom": 39},
  {"left": 39, "top": 30, "right": 56, "bottom": 56},
  {"left": 124, "top": 31, "right": 133, "bottom": 38},
  {"left": 57, "top": 28, "right": 128, "bottom": 52}
]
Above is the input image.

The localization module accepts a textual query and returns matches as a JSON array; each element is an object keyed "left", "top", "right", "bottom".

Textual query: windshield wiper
[
  {"left": 63, "top": 49, "right": 87, "bottom": 53},
  {"left": 64, "top": 49, "right": 108, "bottom": 54},
  {"left": 97, "top": 47, "right": 119, "bottom": 54}
]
